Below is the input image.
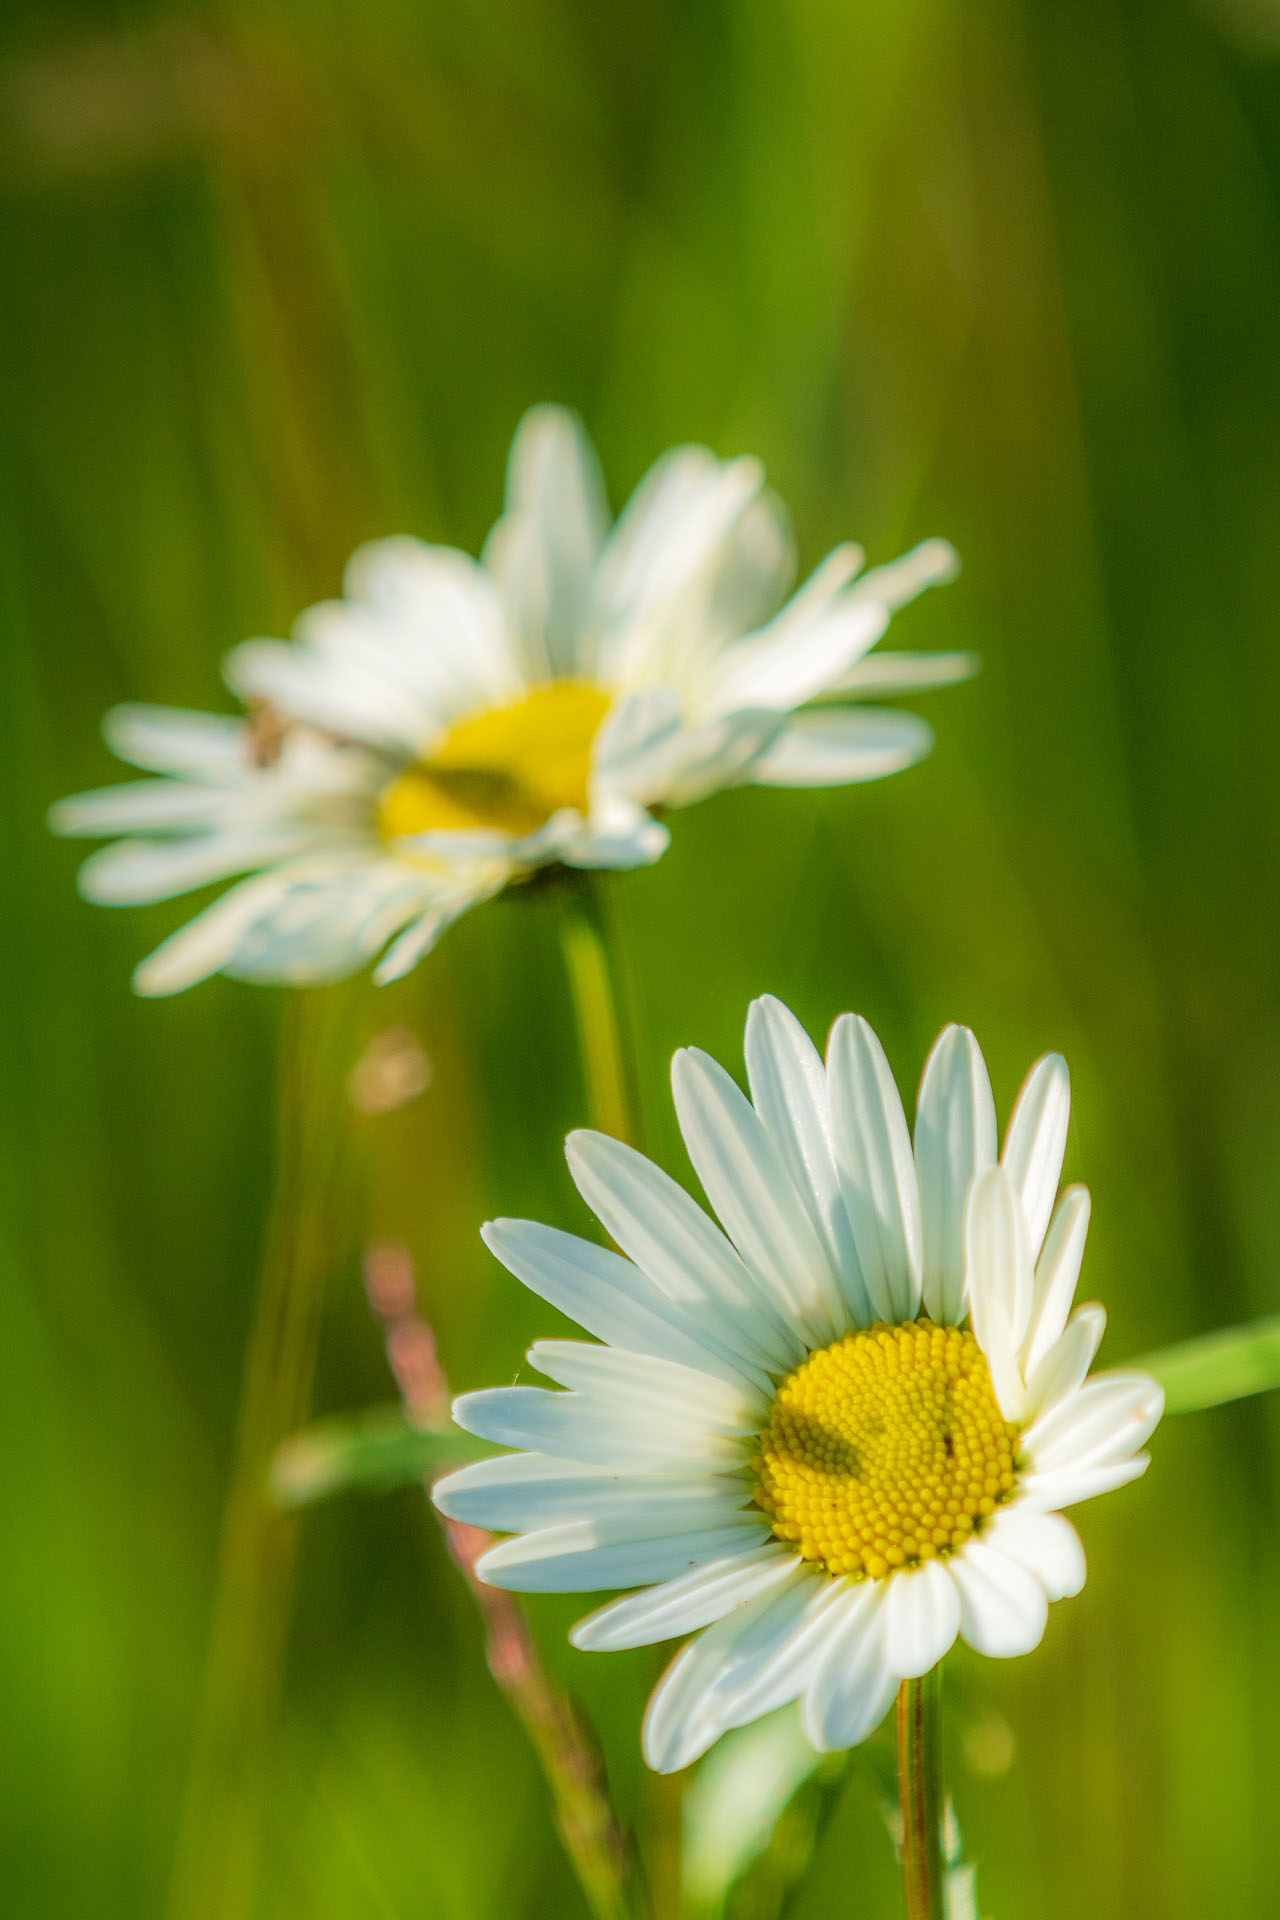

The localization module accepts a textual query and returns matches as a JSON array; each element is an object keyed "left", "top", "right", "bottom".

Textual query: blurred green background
[{"left": 4, "top": 0, "right": 1280, "bottom": 1914}]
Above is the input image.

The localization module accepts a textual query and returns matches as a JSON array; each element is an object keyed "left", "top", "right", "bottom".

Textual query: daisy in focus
[
  {"left": 434, "top": 997, "right": 1163, "bottom": 1771},
  {"left": 50, "top": 409, "right": 969, "bottom": 994}
]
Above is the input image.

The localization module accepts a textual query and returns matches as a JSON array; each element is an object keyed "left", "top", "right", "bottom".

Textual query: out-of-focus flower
[
  {"left": 436, "top": 997, "right": 1162, "bottom": 1771},
  {"left": 51, "top": 409, "right": 970, "bottom": 993},
  {"left": 49, "top": 711, "right": 510, "bottom": 992}
]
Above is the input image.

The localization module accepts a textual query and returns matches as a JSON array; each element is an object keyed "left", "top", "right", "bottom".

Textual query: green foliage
[
  {"left": 1139, "top": 1317, "right": 1280, "bottom": 1415},
  {"left": 5, "top": 1, "right": 1280, "bottom": 1917},
  {"left": 271, "top": 1410, "right": 496, "bottom": 1506},
  {"left": 681, "top": 1707, "right": 835, "bottom": 1919}
]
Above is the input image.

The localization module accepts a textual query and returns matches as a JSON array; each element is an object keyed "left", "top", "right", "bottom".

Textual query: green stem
[
  {"left": 897, "top": 1670, "right": 945, "bottom": 1920},
  {"left": 558, "top": 877, "right": 635, "bottom": 1147},
  {"left": 167, "top": 991, "right": 350, "bottom": 1920}
]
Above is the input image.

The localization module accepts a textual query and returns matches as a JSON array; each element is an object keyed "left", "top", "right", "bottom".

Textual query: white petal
[
  {"left": 882, "top": 1561, "right": 962, "bottom": 1679},
  {"left": 557, "top": 801, "right": 670, "bottom": 871},
  {"left": 750, "top": 709, "right": 933, "bottom": 786},
  {"left": 826, "top": 651, "right": 978, "bottom": 696},
  {"left": 1002, "top": 1055, "right": 1070, "bottom": 1263},
  {"left": 483, "top": 1216, "right": 768, "bottom": 1387},
  {"left": 844, "top": 538, "right": 960, "bottom": 612},
  {"left": 525, "top": 1341, "right": 763, "bottom": 1433},
  {"left": 913, "top": 1026, "right": 997, "bottom": 1325},
  {"left": 49, "top": 780, "right": 245, "bottom": 836},
  {"left": 1022, "top": 1373, "right": 1164, "bottom": 1475},
  {"left": 594, "top": 447, "right": 764, "bottom": 642},
  {"left": 1023, "top": 1305, "right": 1106, "bottom": 1419},
  {"left": 811, "top": 1664, "right": 899, "bottom": 1756},
  {"left": 451, "top": 1386, "right": 747, "bottom": 1471},
  {"left": 101, "top": 703, "right": 247, "bottom": 776},
  {"left": 658, "top": 707, "right": 787, "bottom": 807},
  {"left": 671, "top": 1048, "right": 844, "bottom": 1345},
  {"left": 964, "top": 1165, "right": 1033, "bottom": 1401},
  {"left": 433, "top": 1454, "right": 750, "bottom": 1533},
  {"left": 1021, "top": 1188, "right": 1091, "bottom": 1378},
  {"left": 393, "top": 822, "right": 535, "bottom": 865},
  {"left": 561, "top": 1136, "right": 796, "bottom": 1377},
  {"left": 1019, "top": 1453, "right": 1151, "bottom": 1510},
  {"left": 703, "top": 488, "right": 796, "bottom": 638},
  {"left": 640, "top": 1633, "right": 753, "bottom": 1779},
  {"left": 342, "top": 537, "right": 521, "bottom": 715},
  {"left": 983, "top": 1508, "right": 1086, "bottom": 1601},
  {"left": 370, "top": 885, "right": 489, "bottom": 984},
  {"left": 482, "top": 405, "right": 609, "bottom": 680},
  {"left": 706, "top": 1576, "right": 858, "bottom": 1738},
  {"left": 827, "top": 1015, "right": 923, "bottom": 1323},
  {"left": 223, "top": 857, "right": 435, "bottom": 986},
  {"left": 801, "top": 1582, "right": 897, "bottom": 1751},
  {"left": 224, "top": 637, "right": 431, "bottom": 757},
  {"left": 949, "top": 1540, "right": 1049, "bottom": 1658},
  {"left": 571, "top": 1545, "right": 796, "bottom": 1651},
  {"left": 77, "top": 828, "right": 311, "bottom": 906},
  {"left": 743, "top": 995, "right": 869, "bottom": 1326},
  {"left": 131, "top": 867, "right": 298, "bottom": 996},
  {"left": 711, "top": 543, "right": 875, "bottom": 683},
  {"left": 590, "top": 688, "right": 684, "bottom": 803},
  {"left": 758, "top": 543, "right": 863, "bottom": 634},
  {"left": 475, "top": 1518, "right": 765, "bottom": 1593},
  {"left": 704, "top": 601, "right": 888, "bottom": 718},
  {"left": 640, "top": 1566, "right": 821, "bottom": 1773},
  {"left": 432, "top": 1451, "right": 661, "bottom": 1526}
]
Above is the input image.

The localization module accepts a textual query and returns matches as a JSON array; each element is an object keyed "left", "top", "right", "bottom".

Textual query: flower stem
[
  {"left": 365, "top": 1245, "right": 635, "bottom": 1920},
  {"left": 897, "top": 1669, "right": 945, "bottom": 1920},
  {"left": 167, "top": 990, "right": 352, "bottom": 1920},
  {"left": 558, "top": 876, "right": 635, "bottom": 1147}
]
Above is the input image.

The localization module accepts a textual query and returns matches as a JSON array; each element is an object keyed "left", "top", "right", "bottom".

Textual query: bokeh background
[{"left": 5, "top": 1, "right": 1280, "bottom": 1915}]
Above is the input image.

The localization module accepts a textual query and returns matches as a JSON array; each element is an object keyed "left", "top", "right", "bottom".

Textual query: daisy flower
[
  {"left": 434, "top": 997, "right": 1163, "bottom": 1771},
  {"left": 50, "top": 408, "right": 969, "bottom": 994}
]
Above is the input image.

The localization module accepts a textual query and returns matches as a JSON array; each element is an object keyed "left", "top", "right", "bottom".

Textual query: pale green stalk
[
  {"left": 167, "top": 991, "right": 351, "bottom": 1920},
  {"left": 1137, "top": 1315, "right": 1280, "bottom": 1414},
  {"left": 558, "top": 877, "right": 635, "bottom": 1148},
  {"left": 897, "top": 1670, "right": 945, "bottom": 1920}
]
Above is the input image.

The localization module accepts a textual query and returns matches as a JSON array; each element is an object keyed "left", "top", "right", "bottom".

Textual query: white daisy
[
  {"left": 47, "top": 710, "right": 513, "bottom": 994},
  {"left": 50, "top": 408, "right": 970, "bottom": 994},
  {"left": 434, "top": 997, "right": 1163, "bottom": 1772}
]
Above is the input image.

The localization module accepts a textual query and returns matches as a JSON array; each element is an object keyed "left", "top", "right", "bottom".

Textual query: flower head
[
  {"left": 51, "top": 409, "right": 969, "bottom": 993},
  {"left": 434, "top": 997, "right": 1162, "bottom": 1771}
]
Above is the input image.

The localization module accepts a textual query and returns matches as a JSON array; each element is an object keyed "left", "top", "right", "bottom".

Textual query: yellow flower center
[
  {"left": 378, "top": 681, "right": 611, "bottom": 849},
  {"left": 753, "top": 1322, "right": 1021, "bottom": 1580}
]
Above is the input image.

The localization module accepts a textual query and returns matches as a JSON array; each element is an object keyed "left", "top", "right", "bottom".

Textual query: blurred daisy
[
  {"left": 50, "top": 409, "right": 969, "bottom": 994},
  {"left": 435, "top": 998, "right": 1162, "bottom": 1771}
]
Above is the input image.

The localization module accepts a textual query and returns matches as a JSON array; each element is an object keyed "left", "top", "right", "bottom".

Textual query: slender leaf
[
  {"left": 270, "top": 1405, "right": 496, "bottom": 1507},
  {"left": 1134, "top": 1317, "right": 1280, "bottom": 1416},
  {"left": 687, "top": 1712, "right": 844, "bottom": 1920}
]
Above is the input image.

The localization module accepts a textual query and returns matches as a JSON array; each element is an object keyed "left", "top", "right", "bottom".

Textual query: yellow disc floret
[
  {"left": 754, "top": 1322, "right": 1021, "bottom": 1580},
  {"left": 378, "top": 681, "right": 611, "bottom": 850}
]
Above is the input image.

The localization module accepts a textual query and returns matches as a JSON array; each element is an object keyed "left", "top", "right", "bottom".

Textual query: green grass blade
[
  {"left": 1135, "top": 1318, "right": 1280, "bottom": 1416},
  {"left": 270, "top": 1407, "right": 496, "bottom": 1507}
]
